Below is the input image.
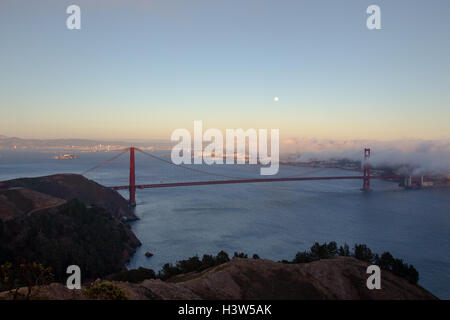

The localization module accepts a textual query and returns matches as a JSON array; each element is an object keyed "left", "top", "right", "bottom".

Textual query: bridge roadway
[{"left": 110, "top": 175, "right": 402, "bottom": 190}]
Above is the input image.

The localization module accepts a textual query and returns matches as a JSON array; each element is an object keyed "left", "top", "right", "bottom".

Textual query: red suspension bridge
[{"left": 82, "top": 147, "right": 404, "bottom": 206}]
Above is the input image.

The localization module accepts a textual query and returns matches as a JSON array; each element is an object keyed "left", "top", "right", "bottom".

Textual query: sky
[{"left": 0, "top": 0, "right": 449, "bottom": 141}]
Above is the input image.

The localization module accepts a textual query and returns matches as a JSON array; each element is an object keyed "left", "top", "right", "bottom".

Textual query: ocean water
[{"left": 1, "top": 150, "right": 449, "bottom": 299}]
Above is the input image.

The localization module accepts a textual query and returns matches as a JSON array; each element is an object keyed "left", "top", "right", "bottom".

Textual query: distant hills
[
  {"left": 1, "top": 134, "right": 449, "bottom": 176},
  {"left": 0, "top": 135, "right": 173, "bottom": 151}
]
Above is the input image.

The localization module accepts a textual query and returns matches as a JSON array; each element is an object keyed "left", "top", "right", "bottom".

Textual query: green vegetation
[
  {"left": 0, "top": 196, "right": 420, "bottom": 289},
  {"left": 233, "top": 252, "right": 248, "bottom": 259},
  {"left": 285, "top": 242, "right": 419, "bottom": 285},
  {"left": 84, "top": 282, "right": 128, "bottom": 300},
  {"left": 0, "top": 260, "right": 53, "bottom": 300},
  {"left": 290, "top": 242, "right": 339, "bottom": 263},
  {"left": 158, "top": 250, "right": 231, "bottom": 280},
  {"left": 138, "top": 242, "right": 419, "bottom": 285},
  {"left": 0, "top": 199, "right": 138, "bottom": 281}
]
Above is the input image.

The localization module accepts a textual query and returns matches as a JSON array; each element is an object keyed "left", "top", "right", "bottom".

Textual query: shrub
[
  {"left": 85, "top": 282, "right": 128, "bottom": 300},
  {"left": 0, "top": 260, "right": 53, "bottom": 300},
  {"left": 157, "top": 251, "right": 231, "bottom": 280}
]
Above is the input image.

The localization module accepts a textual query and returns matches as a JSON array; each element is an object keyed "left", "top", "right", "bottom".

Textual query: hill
[
  {"left": 3, "top": 174, "right": 137, "bottom": 221},
  {"left": 0, "top": 257, "right": 437, "bottom": 300},
  {"left": 0, "top": 174, "right": 141, "bottom": 281}
]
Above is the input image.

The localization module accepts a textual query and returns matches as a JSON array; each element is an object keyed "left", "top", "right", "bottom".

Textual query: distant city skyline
[{"left": 1, "top": 0, "right": 450, "bottom": 141}]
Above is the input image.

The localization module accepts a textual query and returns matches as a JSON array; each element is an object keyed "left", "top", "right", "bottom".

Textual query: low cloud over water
[{"left": 281, "top": 138, "right": 450, "bottom": 175}]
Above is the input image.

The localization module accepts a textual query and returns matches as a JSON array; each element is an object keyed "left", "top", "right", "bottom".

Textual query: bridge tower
[
  {"left": 362, "top": 148, "right": 371, "bottom": 192},
  {"left": 129, "top": 147, "right": 136, "bottom": 206}
]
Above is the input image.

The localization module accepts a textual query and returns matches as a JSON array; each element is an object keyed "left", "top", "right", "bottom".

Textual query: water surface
[{"left": 1, "top": 150, "right": 449, "bottom": 299}]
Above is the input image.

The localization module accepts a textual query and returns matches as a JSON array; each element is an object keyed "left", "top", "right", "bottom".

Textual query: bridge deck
[{"left": 111, "top": 175, "right": 401, "bottom": 190}]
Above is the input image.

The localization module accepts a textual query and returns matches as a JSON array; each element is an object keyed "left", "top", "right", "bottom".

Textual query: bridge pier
[
  {"left": 114, "top": 146, "right": 380, "bottom": 205},
  {"left": 362, "top": 148, "right": 371, "bottom": 192},
  {"left": 129, "top": 147, "right": 136, "bottom": 206}
]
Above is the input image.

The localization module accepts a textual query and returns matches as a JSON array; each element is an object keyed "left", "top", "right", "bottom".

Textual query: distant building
[{"left": 53, "top": 154, "right": 79, "bottom": 160}]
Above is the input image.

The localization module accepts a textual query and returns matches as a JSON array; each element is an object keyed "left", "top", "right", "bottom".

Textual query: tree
[
  {"left": 233, "top": 252, "right": 248, "bottom": 259},
  {"left": 326, "top": 242, "right": 338, "bottom": 258},
  {"left": 309, "top": 241, "right": 338, "bottom": 259},
  {"left": 338, "top": 244, "right": 350, "bottom": 256},
  {"left": 292, "top": 251, "right": 314, "bottom": 263},
  {"left": 158, "top": 263, "right": 180, "bottom": 280},
  {"left": 375, "top": 252, "right": 395, "bottom": 270},
  {"left": 353, "top": 244, "right": 374, "bottom": 263},
  {"left": 201, "top": 254, "right": 216, "bottom": 270},
  {"left": 177, "top": 256, "right": 202, "bottom": 273},
  {"left": 0, "top": 260, "right": 53, "bottom": 300},
  {"left": 215, "top": 251, "right": 230, "bottom": 264}
]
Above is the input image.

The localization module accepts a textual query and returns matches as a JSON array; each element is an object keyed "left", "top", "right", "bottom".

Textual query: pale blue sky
[{"left": 0, "top": 0, "right": 449, "bottom": 140}]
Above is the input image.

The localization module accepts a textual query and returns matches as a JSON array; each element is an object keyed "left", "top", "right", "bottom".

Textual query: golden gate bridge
[{"left": 82, "top": 147, "right": 403, "bottom": 207}]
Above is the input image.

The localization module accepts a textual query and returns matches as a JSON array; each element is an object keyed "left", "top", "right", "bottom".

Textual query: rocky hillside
[
  {"left": 0, "top": 175, "right": 141, "bottom": 281},
  {"left": 0, "top": 257, "right": 437, "bottom": 300},
  {"left": 3, "top": 174, "right": 137, "bottom": 221},
  {"left": 0, "top": 187, "right": 65, "bottom": 220}
]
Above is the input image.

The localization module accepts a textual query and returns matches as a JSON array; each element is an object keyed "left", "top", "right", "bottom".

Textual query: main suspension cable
[
  {"left": 81, "top": 148, "right": 129, "bottom": 175},
  {"left": 135, "top": 148, "right": 243, "bottom": 180}
]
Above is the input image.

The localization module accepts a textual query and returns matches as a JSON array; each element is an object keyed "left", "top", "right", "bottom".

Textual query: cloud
[{"left": 280, "top": 138, "right": 450, "bottom": 175}]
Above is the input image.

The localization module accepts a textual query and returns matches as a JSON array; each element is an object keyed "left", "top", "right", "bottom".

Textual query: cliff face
[
  {"left": 4, "top": 257, "right": 437, "bottom": 300},
  {"left": 3, "top": 174, "right": 137, "bottom": 221}
]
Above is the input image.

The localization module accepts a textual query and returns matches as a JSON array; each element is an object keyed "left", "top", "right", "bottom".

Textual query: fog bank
[{"left": 281, "top": 138, "right": 450, "bottom": 175}]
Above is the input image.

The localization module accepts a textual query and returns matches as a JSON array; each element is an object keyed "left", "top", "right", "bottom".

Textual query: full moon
[{"left": 274, "top": 96, "right": 279, "bottom": 102}]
